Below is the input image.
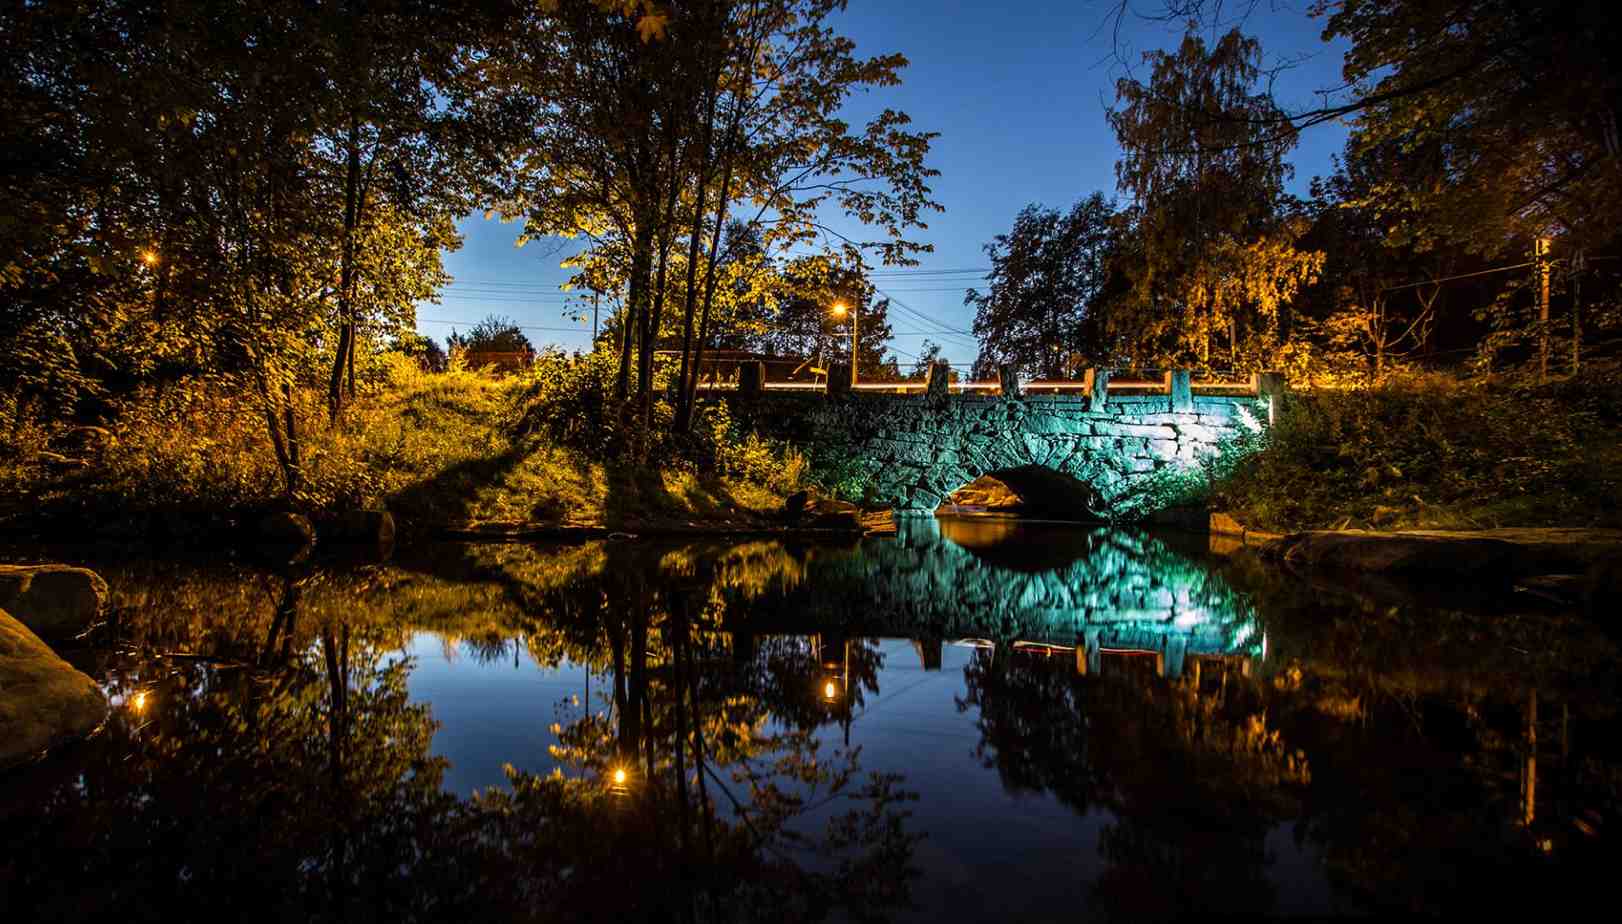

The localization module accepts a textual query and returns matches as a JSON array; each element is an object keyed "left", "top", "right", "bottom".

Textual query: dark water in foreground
[{"left": 3, "top": 518, "right": 1621, "bottom": 922}]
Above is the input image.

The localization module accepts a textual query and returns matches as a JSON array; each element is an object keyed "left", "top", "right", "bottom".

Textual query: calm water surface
[{"left": 3, "top": 517, "right": 1619, "bottom": 921}]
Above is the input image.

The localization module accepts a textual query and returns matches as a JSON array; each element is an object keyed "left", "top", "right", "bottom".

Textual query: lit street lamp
[{"left": 831, "top": 301, "right": 856, "bottom": 384}]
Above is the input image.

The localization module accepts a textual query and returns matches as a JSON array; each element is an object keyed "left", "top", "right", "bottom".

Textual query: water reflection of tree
[
  {"left": 3, "top": 619, "right": 452, "bottom": 921},
  {"left": 5, "top": 546, "right": 919, "bottom": 923},
  {"left": 958, "top": 648, "right": 1307, "bottom": 918}
]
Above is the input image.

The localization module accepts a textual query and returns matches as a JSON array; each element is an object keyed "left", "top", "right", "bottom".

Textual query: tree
[
  {"left": 967, "top": 194, "right": 1118, "bottom": 379},
  {"left": 447, "top": 315, "right": 535, "bottom": 356},
  {"left": 477, "top": 0, "right": 939, "bottom": 437},
  {"left": 739, "top": 253, "right": 899, "bottom": 377},
  {"left": 1320, "top": 0, "right": 1622, "bottom": 257},
  {"left": 1297, "top": 154, "right": 1461, "bottom": 382},
  {"left": 908, "top": 340, "right": 957, "bottom": 382},
  {"left": 1106, "top": 29, "right": 1322, "bottom": 370},
  {"left": 303, "top": 0, "right": 485, "bottom": 421},
  {"left": 0, "top": 0, "right": 486, "bottom": 497}
]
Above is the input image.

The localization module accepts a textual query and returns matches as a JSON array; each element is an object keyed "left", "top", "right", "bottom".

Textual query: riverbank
[
  {"left": 1204, "top": 368, "right": 1622, "bottom": 533},
  {"left": 0, "top": 364, "right": 802, "bottom": 545}
]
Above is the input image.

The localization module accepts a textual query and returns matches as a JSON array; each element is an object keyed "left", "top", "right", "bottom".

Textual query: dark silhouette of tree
[
  {"left": 967, "top": 194, "right": 1119, "bottom": 379},
  {"left": 446, "top": 315, "right": 534, "bottom": 357}
]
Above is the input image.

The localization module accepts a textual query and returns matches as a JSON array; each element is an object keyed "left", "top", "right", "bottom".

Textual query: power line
[
  {"left": 418, "top": 317, "right": 588, "bottom": 333},
  {"left": 873, "top": 288, "right": 980, "bottom": 346},
  {"left": 1380, "top": 261, "right": 1535, "bottom": 292}
]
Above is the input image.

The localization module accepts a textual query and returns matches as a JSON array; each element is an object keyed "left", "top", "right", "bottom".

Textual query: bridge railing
[{"left": 697, "top": 362, "right": 1279, "bottom": 404}]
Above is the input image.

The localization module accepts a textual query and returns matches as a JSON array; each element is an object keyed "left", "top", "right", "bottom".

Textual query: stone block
[
  {"left": 1133, "top": 413, "right": 1201, "bottom": 426},
  {"left": 1022, "top": 433, "right": 1053, "bottom": 464},
  {"left": 1170, "top": 370, "right": 1193, "bottom": 412},
  {"left": 1147, "top": 439, "right": 1180, "bottom": 460},
  {"left": 1175, "top": 423, "right": 1226, "bottom": 443},
  {"left": 1092, "top": 421, "right": 1177, "bottom": 439},
  {"left": 1022, "top": 412, "right": 1072, "bottom": 435}
]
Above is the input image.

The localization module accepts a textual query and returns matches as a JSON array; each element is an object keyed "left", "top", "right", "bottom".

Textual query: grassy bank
[
  {"left": 0, "top": 356, "right": 797, "bottom": 539},
  {"left": 1203, "top": 368, "right": 1622, "bottom": 532}
]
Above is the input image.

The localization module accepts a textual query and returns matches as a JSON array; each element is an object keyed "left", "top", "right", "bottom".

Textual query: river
[{"left": 3, "top": 517, "right": 1618, "bottom": 921}]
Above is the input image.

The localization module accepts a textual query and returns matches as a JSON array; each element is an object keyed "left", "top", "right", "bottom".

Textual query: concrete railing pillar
[
  {"left": 1087, "top": 367, "right": 1111, "bottom": 410},
  {"left": 738, "top": 360, "right": 765, "bottom": 398},
  {"left": 997, "top": 363, "right": 1021, "bottom": 398},
  {"left": 925, "top": 360, "right": 951, "bottom": 405},
  {"left": 1170, "top": 370, "right": 1193, "bottom": 412},
  {"left": 1256, "top": 370, "right": 1286, "bottom": 425},
  {"left": 827, "top": 362, "right": 852, "bottom": 397}
]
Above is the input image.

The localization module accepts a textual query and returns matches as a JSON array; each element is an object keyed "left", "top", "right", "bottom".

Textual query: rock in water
[
  {"left": 782, "top": 490, "right": 814, "bottom": 523},
  {"left": 257, "top": 511, "right": 316, "bottom": 546},
  {"left": 0, "top": 564, "right": 108, "bottom": 639},
  {"left": 327, "top": 510, "right": 396, "bottom": 546},
  {"left": 0, "top": 607, "right": 108, "bottom": 769}
]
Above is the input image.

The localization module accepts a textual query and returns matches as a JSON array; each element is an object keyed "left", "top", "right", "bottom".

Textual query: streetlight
[
  {"left": 831, "top": 301, "right": 856, "bottom": 384},
  {"left": 140, "top": 249, "right": 159, "bottom": 267}
]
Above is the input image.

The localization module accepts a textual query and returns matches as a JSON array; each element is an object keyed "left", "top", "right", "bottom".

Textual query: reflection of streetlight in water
[
  {"left": 130, "top": 690, "right": 148, "bottom": 713},
  {"left": 823, "top": 679, "right": 838, "bottom": 701}
]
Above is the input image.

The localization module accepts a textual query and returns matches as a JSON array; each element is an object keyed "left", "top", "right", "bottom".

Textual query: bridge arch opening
[{"left": 937, "top": 465, "right": 1105, "bottom": 522}]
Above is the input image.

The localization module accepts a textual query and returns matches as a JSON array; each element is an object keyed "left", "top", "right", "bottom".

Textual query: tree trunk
[
  {"left": 640, "top": 137, "right": 684, "bottom": 429},
  {"left": 675, "top": 72, "right": 722, "bottom": 431},
  {"left": 677, "top": 124, "right": 740, "bottom": 434},
  {"left": 616, "top": 223, "right": 654, "bottom": 404},
  {"left": 328, "top": 118, "right": 363, "bottom": 423}
]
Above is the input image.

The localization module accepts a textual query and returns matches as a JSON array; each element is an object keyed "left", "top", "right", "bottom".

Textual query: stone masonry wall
[{"left": 728, "top": 387, "right": 1267, "bottom": 515}]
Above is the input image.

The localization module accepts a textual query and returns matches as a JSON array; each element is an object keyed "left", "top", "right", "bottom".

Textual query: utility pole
[
  {"left": 1571, "top": 249, "right": 1583, "bottom": 374},
  {"left": 851, "top": 300, "right": 859, "bottom": 386},
  {"left": 592, "top": 289, "right": 600, "bottom": 344},
  {"left": 831, "top": 300, "right": 855, "bottom": 385},
  {"left": 1536, "top": 237, "right": 1551, "bottom": 382}
]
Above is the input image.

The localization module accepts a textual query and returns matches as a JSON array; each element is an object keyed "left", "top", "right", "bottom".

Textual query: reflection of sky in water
[
  {"left": 407, "top": 628, "right": 1330, "bottom": 921},
  {"left": 401, "top": 633, "right": 585, "bottom": 797},
  {"left": 20, "top": 524, "right": 1622, "bottom": 921}
]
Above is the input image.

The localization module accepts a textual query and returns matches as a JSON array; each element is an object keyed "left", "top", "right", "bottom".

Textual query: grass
[
  {"left": 1207, "top": 367, "right": 1622, "bottom": 532},
  {"left": 0, "top": 355, "right": 794, "bottom": 537}
]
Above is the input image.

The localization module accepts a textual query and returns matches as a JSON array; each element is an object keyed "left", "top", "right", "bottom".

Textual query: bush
[
  {"left": 512, "top": 348, "right": 617, "bottom": 452},
  {"left": 1211, "top": 370, "right": 1622, "bottom": 530},
  {"left": 693, "top": 400, "right": 806, "bottom": 494}
]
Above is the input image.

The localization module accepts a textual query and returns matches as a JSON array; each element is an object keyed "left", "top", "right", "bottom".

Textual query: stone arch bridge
[{"left": 719, "top": 364, "right": 1281, "bottom": 516}]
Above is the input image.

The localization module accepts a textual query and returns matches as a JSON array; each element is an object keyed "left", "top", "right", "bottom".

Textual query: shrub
[
  {"left": 513, "top": 348, "right": 617, "bottom": 452},
  {"left": 1211, "top": 370, "right": 1622, "bottom": 530}
]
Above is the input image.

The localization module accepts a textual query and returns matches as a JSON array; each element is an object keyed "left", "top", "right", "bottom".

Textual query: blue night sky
[{"left": 422, "top": 0, "right": 1351, "bottom": 367}]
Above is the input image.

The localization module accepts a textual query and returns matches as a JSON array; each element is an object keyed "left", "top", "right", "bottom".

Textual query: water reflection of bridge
[{"left": 721, "top": 516, "right": 1264, "bottom": 671}]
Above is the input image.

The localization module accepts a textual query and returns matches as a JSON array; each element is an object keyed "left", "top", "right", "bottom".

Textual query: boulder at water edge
[
  {"left": 1, "top": 607, "right": 108, "bottom": 769},
  {"left": 0, "top": 564, "right": 108, "bottom": 639},
  {"left": 257, "top": 511, "right": 316, "bottom": 546},
  {"left": 325, "top": 509, "right": 396, "bottom": 546}
]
